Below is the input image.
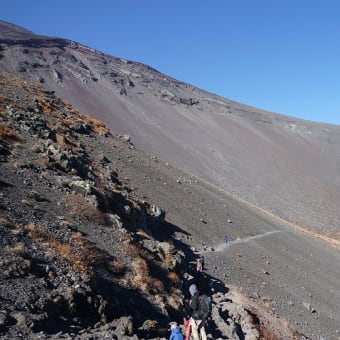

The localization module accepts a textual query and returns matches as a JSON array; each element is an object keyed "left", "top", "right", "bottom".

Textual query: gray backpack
[{"left": 195, "top": 294, "right": 211, "bottom": 320}]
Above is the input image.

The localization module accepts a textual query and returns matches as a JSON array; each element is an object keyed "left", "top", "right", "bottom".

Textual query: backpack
[{"left": 195, "top": 294, "right": 211, "bottom": 320}]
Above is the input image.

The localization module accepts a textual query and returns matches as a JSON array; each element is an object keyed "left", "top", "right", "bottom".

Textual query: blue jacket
[{"left": 169, "top": 326, "right": 184, "bottom": 340}]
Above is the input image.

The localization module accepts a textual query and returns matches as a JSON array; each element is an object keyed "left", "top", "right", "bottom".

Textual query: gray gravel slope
[{"left": 111, "top": 147, "right": 340, "bottom": 339}]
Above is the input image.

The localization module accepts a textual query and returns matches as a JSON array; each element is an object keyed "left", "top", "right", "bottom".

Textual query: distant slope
[{"left": 1, "top": 20, "right": 339, "bottom": 240}]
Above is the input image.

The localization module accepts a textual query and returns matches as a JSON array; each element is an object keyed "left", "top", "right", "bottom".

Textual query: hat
[
  {"left": 189, "top": 284, "right": 198, "bottom": 296},
  {"left": 169, "top": 321, "right": 178, "bottom": 330}
]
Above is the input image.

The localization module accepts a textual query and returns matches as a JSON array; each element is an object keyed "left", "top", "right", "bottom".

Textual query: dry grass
[
  {"left": 85, "top": 115, "right": 110, "bottom": 135},
  {"left": 167, "top": 271, "right": 180, "bottom": 287},
  {"left": 8, "top": 242, "right": 25, "bottom": 256},
  {"left": 0, "top": 216, "right": 15, "bottom": 228},
  {"left": 64, "top": 193, "right": 106, "bottom": 225},
  {"left": 21, "top": 199, "right": 33, "bottom": 206},
  {"left": 256, "top": 325, "right": 281, "bottom": 340},
  {"left": 48, "top": 232, "right": 113, "bottom": 275},
  {"left": 148, "top": 320, "right": 158, "bottom": 330},
  {"left": 93, "top": 175, "right": 107, "bottom": 193},
  {"left": 67, "top": 106, "right": 81, "bottom": 116},
  {"left": 150, "top": 277, "right": 165, "bottom": 293},
  {"left": 26, "top": 222, "right": 45, "bottom": 240},
  {"left": 130, "top": 257, "right": 165, "bottom": 294},
  {"left": 38, "top": 154, "right": 50, "bottom": 167},
  {"left": 165, "top": 294, "right": 181, "bottom": 311},
  {"left": 142, "top": 319, "right": 158, "bottom": 331},
  {"left": 107, "top": 259, "right": 126, "bottom": 276},
  {"left": 164, "top": 253, "right": 175, "bottom": 268},
  {"left": 122, "top": 242, "right": 140, "bottom": 257},
  {"left": 71, "top": 232, "right": 111, "bottom": 265},
  {"left": 122, "top": 243, "right": 169, "bottom": 294},
  {"left": 42, "top": 101, "right": 52, "bottom": 113},
  {"left": 131, "top": 257, "right": 149, "bottom": 291},
  {"left": 50, "top": 240, "right": 73, "bottom": 258},
  {"left": 49, "top": 237, "right": 92, "bottom": 274},
  {"left": 36, "top": 99, "right": 58, "bottom": 114},
  {"left": 54, "top": 102, "right": 109, "bottom": 136},
  {"left": 0, "top": 124, "right": 21, "bottom": 143},
  {"left": 11, "top": 226, "right": 24, "bottom": 236},
  {"left": 24, "top": 222, "right": 97, "bottom": 274},
  {"left": 13, "top": 160, "right": 25, "bottom": 169},
  {"left": 0, "top": 216, "right": 23, "bottom": 236},
  {"left": 60, "top": 117, "right": 76, "bottom": 129},
  {"left": 59, "top": 219, "right": 77, "bottom": 229},
  {"left": 261, "top": 296, "right": 273, "bottom": 302},
  {"left": 56, "top": 133, "right": 77, "bottom": 150}
]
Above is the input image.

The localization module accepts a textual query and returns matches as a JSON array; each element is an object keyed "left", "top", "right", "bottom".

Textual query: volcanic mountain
[
  {"left": 1, "top": 20, "right": 339, "bottom": 242},
  {"left": 0, "top": 20, "right": 340, "bottom": 339}
]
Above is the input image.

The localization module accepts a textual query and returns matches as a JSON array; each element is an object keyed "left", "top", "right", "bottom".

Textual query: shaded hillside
[{"left": 0, "top": 20, "right": 339, "bottom": 241}]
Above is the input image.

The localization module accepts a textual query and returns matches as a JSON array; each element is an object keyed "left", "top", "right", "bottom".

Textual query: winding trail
[
  {"left": 200, "top": 230, "right": 282, "bottom": 253},
  {"left": 196, "top": 175, "right": 340, "bottom": 249}
]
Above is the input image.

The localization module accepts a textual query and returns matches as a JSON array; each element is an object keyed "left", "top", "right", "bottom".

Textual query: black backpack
[{"left": 195, "top": 294, "right": 211, "bottom": 320}]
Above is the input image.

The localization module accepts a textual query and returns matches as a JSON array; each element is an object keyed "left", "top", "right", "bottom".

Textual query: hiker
[
  {"left": 174, "top": 252, "right": 183, "bottom": 273},
  {"left": 169, "top": 322, "right": 184, "bottom": 340},
  {"left": 200, "top": 255, "right": 205, "bottom": 270},
  {"left": 188, "top": 284, "right": 211, "bottom": 340},
  {"left": 224, "top": 235, "right": 228, "bottom": 244},
  {"left": 183, "top": 318, "right": 191, "bottom": 340},
  {"left": 196, "top": 258, "right": 202, "bottom": 274},
  {"left": 195, "top": 273, "right": 210, "bottom": 294}
]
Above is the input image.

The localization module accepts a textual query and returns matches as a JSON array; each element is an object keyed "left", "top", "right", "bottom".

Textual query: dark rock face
[{"left": 0, "top": 71, "right": 185, "bottom": 338}]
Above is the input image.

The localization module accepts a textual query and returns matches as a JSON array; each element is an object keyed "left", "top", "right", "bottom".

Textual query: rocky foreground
[{"left": 0, "top": 70, "right": 313, "bottom": 339}]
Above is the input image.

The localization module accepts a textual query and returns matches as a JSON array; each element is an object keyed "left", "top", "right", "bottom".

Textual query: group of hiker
[{"left": 169, "top": 255, "right": 212, "bottom": 340}]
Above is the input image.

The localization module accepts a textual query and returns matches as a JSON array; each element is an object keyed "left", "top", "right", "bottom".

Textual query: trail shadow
[
  {"left": 199, "top": 230, "right": 282, "bottom": 254},
  {"left": 94, "top": 271, "right": 169, "bottom": 325},
  {"left": 30, "top": 270, "right": 172, "bottom": 336},
  {"left": 152, "top": 220, "right": 190, "bottom": 241}
]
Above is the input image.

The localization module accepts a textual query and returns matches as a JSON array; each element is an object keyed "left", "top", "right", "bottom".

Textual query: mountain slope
[
  {"left": 1, "top": 68, "right": 318, "bottom": 339},
  {"left": 1, "top": 21, "right": 340, "bottom": 339},
  {"left": 1, "top": 20, "right": 340, "bottom": 241}
]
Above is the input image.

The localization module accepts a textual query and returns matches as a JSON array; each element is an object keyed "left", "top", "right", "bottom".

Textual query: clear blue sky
[{"left": 2, "top": 0, "right": 340, "bottom": 125}]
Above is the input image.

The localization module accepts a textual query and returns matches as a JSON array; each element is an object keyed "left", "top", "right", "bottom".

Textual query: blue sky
[{"left": 2, "top": 0, "right": 340, "bottom": 125}]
